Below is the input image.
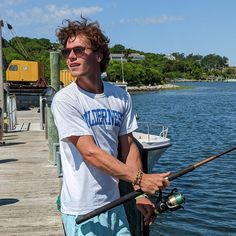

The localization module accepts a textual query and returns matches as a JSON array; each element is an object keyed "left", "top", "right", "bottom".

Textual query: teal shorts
[{"left": 61, "top": 205, "right": 131, "bottom": 236}]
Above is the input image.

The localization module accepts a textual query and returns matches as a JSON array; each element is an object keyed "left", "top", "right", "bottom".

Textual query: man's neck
[{"left": 76, "top": 76, "right": 103, "bottom": 94}]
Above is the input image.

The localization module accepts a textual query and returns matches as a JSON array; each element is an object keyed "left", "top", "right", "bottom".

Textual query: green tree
[
  {"left": 110, "top": 44, "right": 125, "bottom": 53},
  {"left": 3, "top": 36, "right": 234, "bottom": 85}
]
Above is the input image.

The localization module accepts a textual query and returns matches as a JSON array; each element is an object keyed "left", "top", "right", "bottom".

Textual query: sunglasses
[{"left": 61, "top": 46, "right": 93, "bottom": 58}]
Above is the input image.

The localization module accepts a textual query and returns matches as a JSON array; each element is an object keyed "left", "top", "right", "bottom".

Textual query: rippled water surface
[{"left": 131, "top": 82, "right": 236, "bottom": 236}]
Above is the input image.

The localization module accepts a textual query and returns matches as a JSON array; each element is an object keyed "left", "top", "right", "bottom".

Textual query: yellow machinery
[
  {"left": 6, "top": 60, "right": 45, "bottom": 84},
  {"left": 6, "top": 60, "right": 75, "bottom": 87}
]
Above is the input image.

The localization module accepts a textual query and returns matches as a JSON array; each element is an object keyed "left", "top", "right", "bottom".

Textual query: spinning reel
[{"left": 154, "top": 188, "right": 185, "bottom": 215}]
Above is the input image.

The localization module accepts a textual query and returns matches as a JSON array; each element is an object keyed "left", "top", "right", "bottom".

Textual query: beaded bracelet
[
  {"left": 135, "top": 193, "right": 149, "bottom": 200},
  {"left": 132, "top": 169, "right": 143, "bottom": 187}
]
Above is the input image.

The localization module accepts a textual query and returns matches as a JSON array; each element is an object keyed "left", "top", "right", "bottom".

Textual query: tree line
[{"left": 3, "top": 37, "right": 236, "bottom": 85}]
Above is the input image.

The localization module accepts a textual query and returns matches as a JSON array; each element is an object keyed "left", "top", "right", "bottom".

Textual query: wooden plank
[{"left": 0, "top": 109, "right": 63, "bottom": 235}]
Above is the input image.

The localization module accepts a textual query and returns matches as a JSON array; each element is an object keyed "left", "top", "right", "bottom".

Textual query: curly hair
[{"left": 56, "top": 17, "right": 110, "bottom": 73}]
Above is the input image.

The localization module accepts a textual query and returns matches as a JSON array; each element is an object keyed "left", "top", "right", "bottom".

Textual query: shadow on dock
[
  {"left": 0, "top": 198, "right": 19, "bottom": 206},
  {"left": 0, "top": 158, "right": 18, "bottom": 164},
  {"left": 0, "top": 142, "right": 26, "bottom": 146}
]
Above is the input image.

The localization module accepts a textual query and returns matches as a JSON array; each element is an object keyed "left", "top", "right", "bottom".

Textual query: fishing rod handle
[
  {"left": 76, "top": 189, "right": 144, "bottom": 224},
  {"left": 76, "top": 166, "right": 194, "bottom": 224}
]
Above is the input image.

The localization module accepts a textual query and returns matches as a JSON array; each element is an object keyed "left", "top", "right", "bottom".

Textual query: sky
[{"left": 1, "top": 0, "right": 236, "bottom": 66}]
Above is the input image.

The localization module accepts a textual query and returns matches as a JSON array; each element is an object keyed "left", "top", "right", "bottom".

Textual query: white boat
[
  {"left": 110, "top": 81, "right": 128, "bottom": 91},
  {"left": 133, "top": 122, "right": 171, "bottom": 173}
]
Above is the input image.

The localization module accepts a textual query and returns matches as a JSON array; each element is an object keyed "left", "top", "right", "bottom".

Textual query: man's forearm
[
  {"left": 124, "top": 142, "right": 144, "bottom": 191},
  {"left": 84, "top": 144, "right": 138, "bottom": 182},
  {"left": 70, "top": 135, "right": 138, "bottom": 183},
  {"left": 70, "top": 134, "right": 170, "bottom": 195}
]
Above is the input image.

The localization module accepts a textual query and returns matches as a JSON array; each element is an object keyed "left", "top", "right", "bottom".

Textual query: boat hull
[
  {"left": 133, "top": 131, "right": 171, "bottom": 173},
  {"left": 146, "top": 146, "right": 171, "bottom": 172}
]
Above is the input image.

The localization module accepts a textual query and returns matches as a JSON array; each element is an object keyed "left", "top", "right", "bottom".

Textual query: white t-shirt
[{"left": 51, "top": 81, "right": 137, "bottom": 215}]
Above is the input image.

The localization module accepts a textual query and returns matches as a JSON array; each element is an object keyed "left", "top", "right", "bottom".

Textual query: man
[{"left": 52, "top": 17, "right": 170, "bottom": 236}]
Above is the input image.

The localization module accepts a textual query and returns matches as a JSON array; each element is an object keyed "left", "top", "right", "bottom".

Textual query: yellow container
[
  {"left": 6, "top": 59, "right": 75, "bottom": 87},
  {"left": 6, "top": 60, "right": 45, "bottom": 83},
  {"left": 60, "top": 70, "right": 76, "bottom": 87}
]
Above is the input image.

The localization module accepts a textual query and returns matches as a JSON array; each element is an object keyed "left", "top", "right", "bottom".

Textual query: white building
[{"left": 110, "top": 53, "right": 145, "bottom": 61}]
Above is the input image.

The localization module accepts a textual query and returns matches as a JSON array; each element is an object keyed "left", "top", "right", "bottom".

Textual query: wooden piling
[{"left": 47, "top": 51, "right": 60, "bottom": 163}]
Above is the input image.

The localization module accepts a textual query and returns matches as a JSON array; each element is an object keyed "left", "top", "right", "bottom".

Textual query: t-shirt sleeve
[
  {"left": 119, "top": 93, "right": 138, "bottom": 136},
  {"left": 51, "top": 97, "right": 92, "bottom": 141}
]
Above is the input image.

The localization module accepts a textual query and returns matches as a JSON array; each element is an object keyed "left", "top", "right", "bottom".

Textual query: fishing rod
[{"left": 76, "top": 146, "right": 236, "bottom": 224}]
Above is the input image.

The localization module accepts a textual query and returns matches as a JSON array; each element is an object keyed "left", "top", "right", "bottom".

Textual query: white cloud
[
  {"left": 1, "top": 0, "right": 25, "bottom": 5},
  {"left": 3, "top": 5, "right": 103, "bottom": 26},
  {"left": 1, "top": 4, "right": 103, "bottom": 40},
  {"left": 72, "top": 6, "right": 103, "bottom": 16},
  {"left": 0, "top": 0, "right": 25, "bottom": 14},
  {"left": 118, "top": 15, "right": 184, "bottom": 25},
  {"left": 46, "top": 5, "right": 103, "bottom": 19}
]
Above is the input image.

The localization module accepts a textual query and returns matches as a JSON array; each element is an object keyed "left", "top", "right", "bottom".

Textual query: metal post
[
  {"left": 47, "top": 51, "right": 60, "bottom": 163},
  {"left": 0, "top": 20, "right": 4, "bottom": 144},
  {"left": 121, "top": 56, "right": 125, "bottom": 83}
]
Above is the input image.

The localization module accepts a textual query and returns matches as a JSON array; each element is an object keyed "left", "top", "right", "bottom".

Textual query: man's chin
[{"left": 70, "top": 71, "right": 80, "bottom": 78}]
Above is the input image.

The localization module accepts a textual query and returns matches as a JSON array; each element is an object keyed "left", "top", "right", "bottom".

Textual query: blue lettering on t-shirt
[{"left": 83, "top": 108, "right": 123, "bottom": 128}]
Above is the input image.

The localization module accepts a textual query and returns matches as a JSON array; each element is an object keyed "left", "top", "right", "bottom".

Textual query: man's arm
[
  {"left": 118, "top": 133, "right": 170, "bottom": 225},
  {"left": 118, "top": 132, "right": 142, "bottom": 169},
  {"left": 118, "top": 133, "right": 170, "bottom": 194},
  {"left": 68, "top": 135, "right": 138, "bottom": 183},
  {"left": 68, "top": 134, "right": 169, "bottom": 195}
]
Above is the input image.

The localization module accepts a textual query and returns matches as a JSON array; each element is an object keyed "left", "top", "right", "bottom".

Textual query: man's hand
[
  {"left": 140, "top": 172, "right": 170, "bottom": 195},
  {"left": 136, "top": 196, "right": 156, "bottom": 226}
]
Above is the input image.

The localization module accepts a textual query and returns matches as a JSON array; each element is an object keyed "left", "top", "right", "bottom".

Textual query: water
[{"left": 131, "top": 82, "right": 236, "bottom": 236}]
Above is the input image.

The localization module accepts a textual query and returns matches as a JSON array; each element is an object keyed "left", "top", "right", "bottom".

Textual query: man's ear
[{"left": 96, "top": 52, "right": 103, "bottom": 62}]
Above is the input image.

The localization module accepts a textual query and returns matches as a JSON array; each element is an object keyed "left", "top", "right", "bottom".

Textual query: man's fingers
[
  {"left": 144, "top": 214, "right": 156, "bottom": 225},
  {"left": 143, "top": 208, "right": 153, "bottom": 221},
  {"left": 163, "top": 178, "right": 170, "bottom": 187},
  {"left": 159, "top": 172, "right": 171, "bottom": 178},
  {"left": 160, "top": 172, "right": 170, "bottom": 187}
]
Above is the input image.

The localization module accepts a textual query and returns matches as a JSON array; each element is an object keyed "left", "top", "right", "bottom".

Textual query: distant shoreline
[{"left": 127, "top": 84, "right": 180, "bottom": 92}]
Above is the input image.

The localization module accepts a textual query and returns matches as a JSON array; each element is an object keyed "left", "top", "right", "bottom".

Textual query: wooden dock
[{"left": 0, "top": 109, "right": 64, "bottom": 235}]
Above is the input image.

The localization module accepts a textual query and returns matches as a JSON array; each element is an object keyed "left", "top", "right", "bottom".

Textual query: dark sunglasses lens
[
  {"left": 61, "top": 47, "right": 85, "bottom": 58},
  {"left": 73, "top": 47, "right": 84, "bottom": 56},
  {"left": 61, "top": 48, "right": 70, "bottom": 58}
]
